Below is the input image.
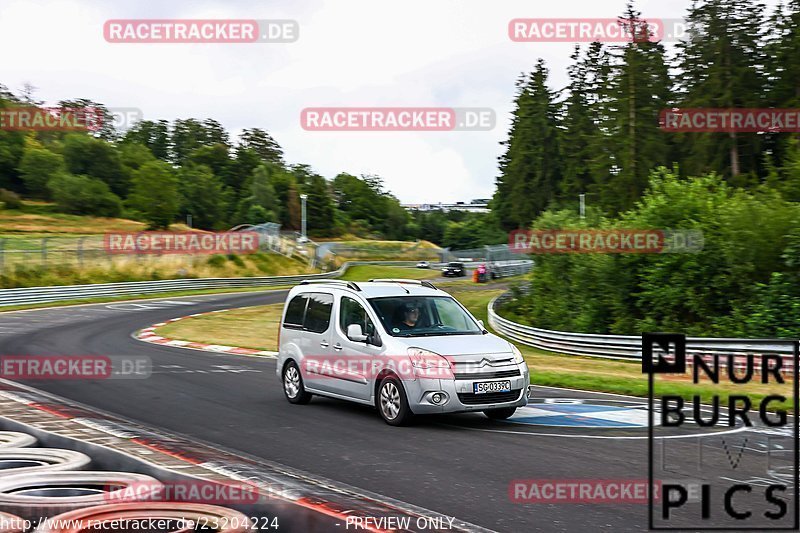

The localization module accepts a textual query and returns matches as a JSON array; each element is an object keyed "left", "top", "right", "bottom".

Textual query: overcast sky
[{"left": 2, "top": 0, "right": 704, "bottom": 203}]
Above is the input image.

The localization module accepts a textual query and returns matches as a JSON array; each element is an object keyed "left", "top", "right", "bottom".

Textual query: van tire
[
  {"left": 484, "top": 407, "right": 516, "bottom": 420},
  {"left": 283, "top": 361, "right": 312, "bottom": 405},
  {"left": 377, "top": 376, "right": 414, "bottom": 426}
]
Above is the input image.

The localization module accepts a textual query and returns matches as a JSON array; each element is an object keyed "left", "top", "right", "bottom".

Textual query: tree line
[
  {"left": 495, "top": 0, "right": 800, "bottom": 337},
  {"left": 0, "top": 86, "right": 502, "bottom": 248},
  {"left": 493, "top": 0, "right": 800, "bottom": 228}
]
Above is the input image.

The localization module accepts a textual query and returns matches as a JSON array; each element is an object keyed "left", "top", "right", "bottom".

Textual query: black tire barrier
[
  {"left": 34, "top": 503, "right": 253, "bottom": 532},
  {"left": 0, "top": 432, "right": 37, "bottom": 449},
  {"left": 0, "top": 449, "right": 91, "bottom": 476},
  {"left": 0, "top": 512, "right": 25, "bottom": 533},
  {"left": 0, "top": 471, "right": 163, "bottom": 521}
]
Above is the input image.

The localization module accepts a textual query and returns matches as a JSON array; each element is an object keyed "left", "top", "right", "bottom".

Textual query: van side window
[
  {"left": 304, "top": 293, "right": 333, "bottom": 333},
  {"left": 283, "top": 294, "right": 308, "bottom": 329},
  {"left": 340, "top": 296, "right": 376, "bottom": 337}
]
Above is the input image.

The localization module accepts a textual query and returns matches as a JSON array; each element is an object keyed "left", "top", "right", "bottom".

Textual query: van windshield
[{"left": 368, "top": 296, "right": 482, "bottom": 337}]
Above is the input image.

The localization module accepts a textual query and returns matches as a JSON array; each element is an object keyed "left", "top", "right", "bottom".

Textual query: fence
[
  {"left": 442, "top": 244, "right": 522, "bottom": 263},
  {"left": 0, "top": 231, "right": 294, "bottom": 272},
  {"left": 488, "top": 292, "right": 798, "bottom": 372}
]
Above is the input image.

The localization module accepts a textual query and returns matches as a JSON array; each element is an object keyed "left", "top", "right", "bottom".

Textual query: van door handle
[
  {"left": 333, "top": 343, "right": 343, "bottom": 351},
  {"left": 320, "top": 341, "right": 329, "bottom": 348}
]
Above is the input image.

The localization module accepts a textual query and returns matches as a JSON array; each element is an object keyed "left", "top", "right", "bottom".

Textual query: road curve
[{"left": 0, "top": 290, "right": 752, "bottom": 532}]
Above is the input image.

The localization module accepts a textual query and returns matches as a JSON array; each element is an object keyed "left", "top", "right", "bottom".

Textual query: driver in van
[{"left": 396, "top": 303, "right": 420, "bottom": 331}]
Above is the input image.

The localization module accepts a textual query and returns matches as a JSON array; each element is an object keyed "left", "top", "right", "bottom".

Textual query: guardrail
[
  {"left": 486, "top": 260, "right": 533, "bottom": 278},
  {"left": 488, "top": 293, "right": 797, "bottom": 370},
  {"left": 0, "top": 263, "right": 358, "bottom": 308}
]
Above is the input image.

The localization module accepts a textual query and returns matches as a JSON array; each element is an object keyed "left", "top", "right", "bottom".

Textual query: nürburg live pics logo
[{"left": 643, "top": 332, "right": 799, "bottom": 530}]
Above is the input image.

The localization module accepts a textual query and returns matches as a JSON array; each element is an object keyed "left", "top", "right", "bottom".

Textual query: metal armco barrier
[
  {"left": 488, "top": 294, "right": 798, "bottom": 371},
  {"left": 0, "top": 259, "right": 532, "bottom": 308},
  {"left": 487, "top": 260, "right": 533, "bottom": 278}
]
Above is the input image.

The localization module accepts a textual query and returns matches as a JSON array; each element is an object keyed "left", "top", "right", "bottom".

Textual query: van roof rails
[
  {"left": 299, "top": 279, "right": 361, "bottom": 291},
  {"left": 368, "top": 279, "right": 438, "bottom": 290}
]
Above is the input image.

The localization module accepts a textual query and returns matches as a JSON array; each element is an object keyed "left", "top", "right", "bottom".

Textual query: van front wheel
[
  {"left": 378, "top": 376, "right": 413, "bottom": 426},
  {"left": 283, "top": 361, "right": 312, "bottom": 405}
]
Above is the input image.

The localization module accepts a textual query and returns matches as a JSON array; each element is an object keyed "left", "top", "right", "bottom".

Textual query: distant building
[{"left": 401, "top": 199, "right": 490, "bottom": 213}]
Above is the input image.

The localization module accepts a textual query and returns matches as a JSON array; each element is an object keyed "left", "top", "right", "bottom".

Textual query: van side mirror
[
  {"left": 478, "top": 319, "right": 485, "bottom": 329},
  {"left": 347, "top": 324, "right": 368, "bottom": 342}
]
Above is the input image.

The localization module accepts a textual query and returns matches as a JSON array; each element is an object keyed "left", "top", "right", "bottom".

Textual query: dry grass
[
  {"left": 0, "top": 252, "right": 315, "bottom": 288},
  {"left": 0, "top": 201, "right": 191, "bottom": 235}
]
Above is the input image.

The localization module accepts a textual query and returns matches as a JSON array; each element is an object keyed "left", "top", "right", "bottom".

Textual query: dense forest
[
  {"left": 0, "top": 86, "right": 502, "bottom": 248},
  {"left": 498, "top": 0, "right": 800, "bottom": 337},
  {"left": 494, "top": 0, "right": 800, "bottom": 226}
]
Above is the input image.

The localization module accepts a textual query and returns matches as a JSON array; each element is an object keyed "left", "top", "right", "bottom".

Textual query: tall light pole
[{"left": 300, "top": 194, "right": 308, "bottom": 242}]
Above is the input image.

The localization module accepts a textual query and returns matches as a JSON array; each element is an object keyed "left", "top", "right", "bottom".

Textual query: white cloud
[{"left": 1, "top": 0, "right": 698, "bottom": 203}]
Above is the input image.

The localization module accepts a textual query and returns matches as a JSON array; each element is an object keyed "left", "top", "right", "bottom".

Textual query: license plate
[{"left": 473, "top": 380, "right": 511, "bottom": 394}]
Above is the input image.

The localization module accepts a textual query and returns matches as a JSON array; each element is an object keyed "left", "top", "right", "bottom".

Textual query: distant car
[
  {"left": 416, "top": 261, "right": 430, "bottom": 269},
  {"left": 442, "top": 262, "right": 466, "bottom": 277}
]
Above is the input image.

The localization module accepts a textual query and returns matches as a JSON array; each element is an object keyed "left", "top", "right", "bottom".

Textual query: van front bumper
[{"left": 404, "top": 364, "right": 530, "bottom": 414}]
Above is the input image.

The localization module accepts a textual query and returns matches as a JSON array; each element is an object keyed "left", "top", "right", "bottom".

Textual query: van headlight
[
  {"left": 511, "top": 344, "right": 525, "bottom": 365},
  {"left": 407, "top": 348, "right": 453, "bottom": 379},
  {"left": 408, "top": 348, "right": 451, "bottom": 369}
]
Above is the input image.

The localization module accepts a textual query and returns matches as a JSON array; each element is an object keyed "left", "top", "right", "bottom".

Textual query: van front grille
[
  {"left": 457, "top": 389, "right": 522, "bottom": 405},
  {"left": 452, "top": 369, "right": 521, "bottom": 380}
]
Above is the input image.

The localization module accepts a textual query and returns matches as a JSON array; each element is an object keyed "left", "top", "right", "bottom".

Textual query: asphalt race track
[{"left": 0, "top": 290, "right": 795, "bottom": 532}]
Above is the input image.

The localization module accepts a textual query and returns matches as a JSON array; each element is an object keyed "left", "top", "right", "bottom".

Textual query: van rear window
[
  {"left": 283, "top": 294, "right": 308, "bottom": 328},
  {"left": 305, "top": 293, "right": 333, "bottom": 333},
  {"left": 283, "top": 292, "right": 333, "bottom": 333}
]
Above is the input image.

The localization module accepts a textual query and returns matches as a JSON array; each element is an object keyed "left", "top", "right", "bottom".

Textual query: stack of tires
[{"left": 0, "top": 431, "right": 253, "bottom": 532}]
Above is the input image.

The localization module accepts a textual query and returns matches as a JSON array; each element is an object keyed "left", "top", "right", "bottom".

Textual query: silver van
[{"left": 276, "top": 279, "right": 530, "bottom": 425}]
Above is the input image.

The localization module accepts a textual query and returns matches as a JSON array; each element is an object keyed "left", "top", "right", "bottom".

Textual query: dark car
[{"left": 442, "top": 262, "right": 466, "bottom": 277}]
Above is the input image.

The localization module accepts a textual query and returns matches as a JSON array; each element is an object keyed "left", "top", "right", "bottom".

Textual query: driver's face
[{"left": 404, "top": 307, "right": 419, "bottom": 324}]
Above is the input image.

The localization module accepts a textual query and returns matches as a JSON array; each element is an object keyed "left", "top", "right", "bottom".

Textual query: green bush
[
  {"left": 227, "top": 254, "right": 245, "bottom": 267},
  {"left": 206, "top": 255, "right": 226, "bottom": 268},
  {"left": 504, "top": 168, "right": 800, "bottom": 337},
  {"left": 0, "top": 189, "right": 22, "bottom": 209},
  {"left": 47, "top": 173, "right": 122, "bottom": 217}
]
